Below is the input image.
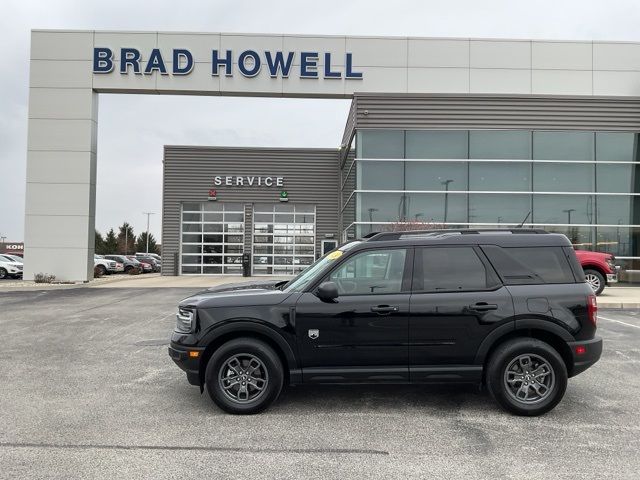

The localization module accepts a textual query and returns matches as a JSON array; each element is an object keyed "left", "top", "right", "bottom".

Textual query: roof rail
[{"left": 367, "top": 228, "right": 549, "bottom": 242}]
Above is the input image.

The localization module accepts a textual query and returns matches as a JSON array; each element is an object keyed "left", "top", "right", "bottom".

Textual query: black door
[
  {"left": 409, "top": 246, "right": 514, "bottom": 382},
  {"left": 295, "top": 247, "right": 412, "bottom": 383}
]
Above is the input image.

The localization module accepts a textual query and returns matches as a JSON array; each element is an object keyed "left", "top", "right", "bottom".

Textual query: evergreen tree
[
  {"left": 95, "top": 229, "right": 106, "bottom": 255},
  {"left": 104, "top": 228, "right": 118, "bottom": 254},
  {"left": 135, "top": 232, "right": 159, "bottom": 254},
  {"left": 117, "top": 223, "right": 136, "bottom": 255}
]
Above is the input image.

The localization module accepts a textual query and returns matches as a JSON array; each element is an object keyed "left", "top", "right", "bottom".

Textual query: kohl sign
[{"left": 93, "top": 47, "right": 363, "bottom": 80}]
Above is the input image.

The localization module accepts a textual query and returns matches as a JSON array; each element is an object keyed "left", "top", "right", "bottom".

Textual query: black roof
[{"left": 358, "top": 229, "right": 572, "bottom": 248}]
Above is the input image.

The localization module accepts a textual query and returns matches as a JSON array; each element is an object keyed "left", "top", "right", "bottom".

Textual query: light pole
[
  {"left": 143, "top": 212, "right": 155, "bottom": 253},
  {"left": 441, "top": 179, "right": 454, "bottom": 224},
  {"left": 562, "top": 208, "right": 575, "bottom": 225}
]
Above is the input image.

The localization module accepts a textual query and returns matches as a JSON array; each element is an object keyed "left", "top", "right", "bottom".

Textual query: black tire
[
  {"left": 124, "top": 266, "right": 133, "bottom": 273},
  {"left": 486, "top": 338, "right": 567, "bottom": 416},
  {"left": 0, "top": 268, "right": 7, "bottom": 279},
  {"left": 584, "top": 268, "right": 606, "bottom": 296},
  {"left": 96, "top": 265, "right": 107, "bottom": 277},
  {"left": 205, "top": 338, "right": 283, "bottom": 414}
]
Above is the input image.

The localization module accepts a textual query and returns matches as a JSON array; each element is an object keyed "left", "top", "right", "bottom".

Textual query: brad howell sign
[
  {"left": 93, "top": 48, "right": 364, "bottom": 79},
  {"left": 214, "top": 176, "right": 284, "bottom": 187}
]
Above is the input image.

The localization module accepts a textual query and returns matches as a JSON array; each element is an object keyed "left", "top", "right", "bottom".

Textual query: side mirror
[{"left": 317, "top": 281, "right": 339, "bottom": 302}]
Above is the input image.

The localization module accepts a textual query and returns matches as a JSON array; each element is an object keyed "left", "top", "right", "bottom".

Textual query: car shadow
[{"left": 271, "top": 383, "right": 495, "bottom": 414}]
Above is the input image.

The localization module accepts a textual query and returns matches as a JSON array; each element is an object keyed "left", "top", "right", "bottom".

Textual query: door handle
[
  {"left": 371, "top": 305, "right": 399, "bottom": 314},
  {"left": 468, "top": 302, "right": 498, "bottom": 312}
]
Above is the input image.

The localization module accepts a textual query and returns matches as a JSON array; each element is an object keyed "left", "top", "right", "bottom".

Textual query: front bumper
[
  {"left": 568, "top": 336, "right": 603, "bottom": 377},
  {"left": 168, "top": 343, "right": 204, "bottom": 386}
]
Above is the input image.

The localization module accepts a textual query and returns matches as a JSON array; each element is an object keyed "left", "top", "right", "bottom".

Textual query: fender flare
[
  {"left": 474, "top": 318, "right": 575, "bottom": 364},
  {"left": 199, "top": 320, "right": 299, "bottom": 372}
]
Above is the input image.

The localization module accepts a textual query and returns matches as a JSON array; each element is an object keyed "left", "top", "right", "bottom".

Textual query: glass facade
[{"left": 341, "top": 129, "right": 640, "bottom": 263}]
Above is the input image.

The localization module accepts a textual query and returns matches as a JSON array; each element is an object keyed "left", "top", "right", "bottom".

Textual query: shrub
[{"left": 34, "top": 273, "right": 56, "bottom": 283}]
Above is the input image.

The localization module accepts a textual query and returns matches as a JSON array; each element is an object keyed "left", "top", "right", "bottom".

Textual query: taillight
[{"left": 587, "top": 294, "right": 597, "bottom": 327}]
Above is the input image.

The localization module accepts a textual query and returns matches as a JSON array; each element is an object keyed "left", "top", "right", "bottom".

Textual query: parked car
[
  {"left": 0, "top": 254, "right": 23, "bottom": 279},
  {"left": 2, "top": 254, "right": 24, "bottom": 263},
  {"left": 104, "top": 255, "right": 141, "bottom": 273},
  {"left": 93, "top": 255, "right": 117, "bottom": 276},
  {"left": 574, "top": 250, "right": 618, "bottom": 295},
  {"left": 127, "top": 255, "right": 153, "bottom": 273},
  {"left": 136, "top": 252, "right": 161, "bottom": 262},
  {"left": 135, "top": 254, "right": 161, "bottom": 272},
  {"left": 169, "top": 228, "right": 602, "bottom": 416}
]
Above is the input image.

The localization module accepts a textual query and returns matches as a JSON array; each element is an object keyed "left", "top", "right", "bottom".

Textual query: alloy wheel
[
  {"left": 585, "top": 273, "right": 601, "bottom": 293},
  {"left": 218, "top": 354, "right": 269, "bottom": 404},
  {"left": 503, "top": 354, "right": 556, "bottom": 405}
]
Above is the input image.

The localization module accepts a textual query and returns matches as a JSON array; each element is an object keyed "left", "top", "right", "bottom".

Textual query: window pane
[
  {"left": 533, "top": 195, "right": 594, "bottom": 224},
  {"left": 203, "top": 202, "right": 222, "bottom": 211},
  {"left": 470, "top": 162, "right": 530, "bottom": 191},
  {"left": 596, "top": 132, "right": 640, "bottom": 162},
  {"left": 597, "top": 196, "right": 637, "bottom": 225},
  {"left": 596, "top": 163, "right": 640, "bottom": 193},
  {"left": 533, "top": 163, "right": 593, "bottom": 192},
  {"left": 358, "top": 160, "right": 404, "bottom": 190},
  {"left": 595, "top": 227, "right": 635, "bottom": 257},
  {"left": 416, "top": 247, "right": 490, "bottom": 291},
  {"left": 357, "top": 130, "right": 404, "bottom": 158},
  {"left": 484, "top": 246, "right": 575, "bottom": 284},
  {"left": 533, "top": 131, "right": 594, "bottom": 161},
  {"left": 182, "top": 203, "right": 201, "bottom": 212},
  {"left": 182, "top": 212, "right": 201, "bottom": 222},
  {"left": 542, "top": 226, "right": 595, "bottom": 250},
  {"left": 405, "top": 193, "right": 467, "bottom": 224},
  {"left": 469, "top": 194, "right": 530, "bottom": 224},
  {"left": 405, "top": 161, "right": 467, "bottom": 191},
  {"left": 329, "top": 249, "right": 406, "bottom": 295},
  {"left": 357, "top": 193, "right": 404, "bottom": 223},
  {"left": 405, "top": 131, "right": 468, "bottom": 159},
  {"left": 469, "top": 130, "right": 531, "bottom": 159}
]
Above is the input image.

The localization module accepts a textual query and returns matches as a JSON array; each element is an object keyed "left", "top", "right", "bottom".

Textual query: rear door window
[
  {"left": 413, "top": 247, "right": 500, "bottom": 292},
  {"left": 481, "top": 246, "right": 576, "bottom": 284}
]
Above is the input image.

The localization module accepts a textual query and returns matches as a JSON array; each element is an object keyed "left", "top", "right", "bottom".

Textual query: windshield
[{"left": 283, "top": 241, "right": 362, "bottom": 292}]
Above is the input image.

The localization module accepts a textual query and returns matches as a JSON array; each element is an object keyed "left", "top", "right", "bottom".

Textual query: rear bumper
[
  {"left": 168, "top": 343, "right": 204, "bottom": 386},
  {"left": 568, "top": 336, "right": 603, "bottom": 377}
]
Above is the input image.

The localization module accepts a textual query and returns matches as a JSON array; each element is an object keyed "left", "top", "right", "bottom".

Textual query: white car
[
  {"left": 0, "top": 254, "right": 23, "bottom": 279},
  {"left": 94, "top": 255, "right": 118, "bottom": 276}
]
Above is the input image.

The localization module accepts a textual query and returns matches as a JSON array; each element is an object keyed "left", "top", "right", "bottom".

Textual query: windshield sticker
[{"left": 327, "top": 250, "right": 343, "bottom": 260}]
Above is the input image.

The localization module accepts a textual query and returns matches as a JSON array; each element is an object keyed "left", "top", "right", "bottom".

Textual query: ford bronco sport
[{"left": 169, "top": 229, "right": 602, "bottom": 416}]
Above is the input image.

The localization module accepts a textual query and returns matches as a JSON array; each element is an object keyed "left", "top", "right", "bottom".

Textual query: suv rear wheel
[
  {"left": 205, "top": 338, "right": 283, "bottom": 414},
  {"left": 584, "top": 269, "right": 605, "bottom": 295},
  {"left": 487, "top": 338, "right": 567, "bottom": 416}
]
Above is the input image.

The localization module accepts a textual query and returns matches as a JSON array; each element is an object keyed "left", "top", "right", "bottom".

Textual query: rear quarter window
[{"left": 481, "top": 245, "right": 576, "bottom": 285}]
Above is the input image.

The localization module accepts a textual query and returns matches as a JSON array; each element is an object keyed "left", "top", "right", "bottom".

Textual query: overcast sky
[{"left": 1, "top": 0, "right": 639, "bottom": 243}]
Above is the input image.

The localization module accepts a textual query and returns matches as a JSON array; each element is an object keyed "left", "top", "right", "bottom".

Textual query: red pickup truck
[{"left": 574, "top": 250, "right": 619, "bottom": 295}]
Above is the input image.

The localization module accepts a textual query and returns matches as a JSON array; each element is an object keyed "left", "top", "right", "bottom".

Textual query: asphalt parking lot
[{"left": 0, "top": 287, "right": 639, "bottom": 479}]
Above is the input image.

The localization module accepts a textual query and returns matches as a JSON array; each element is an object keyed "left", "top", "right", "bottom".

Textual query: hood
[
  {"left": 180, "top": 279, "right": 291, "bottom": 308},
  {"left": 203, "top": 279, "right": 286, "bottom": 293}
]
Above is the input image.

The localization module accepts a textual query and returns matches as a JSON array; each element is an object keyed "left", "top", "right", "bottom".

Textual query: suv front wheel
[
  {"left": 205, "top": 338, "right": 283, "bottom": 414},
  {"left": 487, "top": 338, "right": 567, "bottom": 416}
]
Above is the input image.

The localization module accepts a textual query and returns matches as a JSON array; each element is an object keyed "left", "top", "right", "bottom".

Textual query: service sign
[
  {"left": 93, "top": 48, "right": 363, "bottom": 80},
  {"left": 214, "top": 176, "right": 284, "bottom": 187}
]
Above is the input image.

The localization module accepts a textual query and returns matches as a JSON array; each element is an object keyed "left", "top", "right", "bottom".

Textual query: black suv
[{"left": 169, "top": 229, "right": 602, "bottom": 416}]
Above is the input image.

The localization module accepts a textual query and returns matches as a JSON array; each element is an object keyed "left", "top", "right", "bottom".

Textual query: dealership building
[{"left": 25, "top": 31, "right": 640, "bottom": 280}]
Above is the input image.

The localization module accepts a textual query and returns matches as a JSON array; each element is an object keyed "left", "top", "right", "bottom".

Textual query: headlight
[{"left": 175, "top": 307, "right": 194, "bottom": 333}]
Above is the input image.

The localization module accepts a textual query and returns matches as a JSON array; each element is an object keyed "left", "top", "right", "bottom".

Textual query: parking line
[{"left": 598, "top": 316, "right": 640, "bottom": 329}]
